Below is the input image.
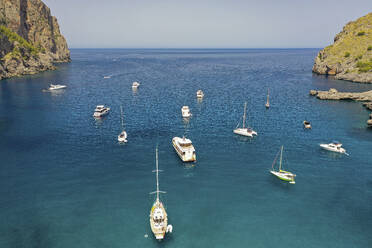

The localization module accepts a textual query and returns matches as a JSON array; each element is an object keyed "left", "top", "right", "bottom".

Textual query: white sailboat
[
  {"left": 117, "top": 106, "right": 127, "bottom": 143},
  {"left": 233, "top": 102, "right": 257, "bottom": 137},
  {"left": 265, "top": 88, "right": 270, "bottom": 109},
  {"left": 149, "top": 148, "right": 172, "bottom": 240},
  {"left": 270, "top": 146, "right": 296, "bottom": 184}
]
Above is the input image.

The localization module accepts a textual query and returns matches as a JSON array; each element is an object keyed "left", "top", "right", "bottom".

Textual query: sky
[{"left": 43, "top": 0, "right": 371, "bottom": 48}]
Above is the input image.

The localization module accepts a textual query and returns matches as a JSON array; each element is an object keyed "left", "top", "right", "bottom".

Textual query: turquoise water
[{"left": 0, "top": 49, "right": 372, "bottom": 247}]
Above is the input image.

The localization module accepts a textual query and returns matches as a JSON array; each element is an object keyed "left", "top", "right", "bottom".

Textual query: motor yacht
[
  {"left": 93, "top": 105, "right": 110, "bottom": 118},
  {"left": 132, "top": 81, "right": 140, "bottom": 89},
  {"left": 172, "top": 136, "right": 196, "bottom": 162},
  {"left": 181, "top": 106, "right": 192, "bottom": 118},
  {"left": 49, "top": 84, "right": 66, "bottom": 90},
  {"left": 320, "top": 141, "right": 348, "bottom": 155},
  {"left": 196, "top": 90, "right": 204, "bottom": 98}
]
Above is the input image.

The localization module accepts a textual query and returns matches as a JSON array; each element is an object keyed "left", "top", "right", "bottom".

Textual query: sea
[{"left": 0, "top": 49, "right": 371, "bottom": 248}]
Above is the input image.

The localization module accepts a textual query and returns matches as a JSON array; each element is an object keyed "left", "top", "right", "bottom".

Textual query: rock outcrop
[
  {"left": 312, "top": 13, "right": 372, "bottom": 83},
  {"left": 0, "top": 0, "right": 70, "bottom": 80},
  {"left": 310, "top": 88, "right": 372, "bottom": 127}
]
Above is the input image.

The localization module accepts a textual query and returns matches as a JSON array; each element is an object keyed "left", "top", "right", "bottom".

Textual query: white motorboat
[
  {"left": 181, "top": 106, "right": 192, "bottom": 118},
  {"left": 172, "top": 136, "right": 196, "bottom": 162},
  {"left": 150, "top": 147, "right": 172, "bottom": 240},
  {"left": 233, "top": 102, "right": 257, "bottom": 137},
  {"left": 196, "top": 90, "right": 204, "bottom": 98},
  {"left": 93, "top": 105, "right": 110, "bottom": 118},
  {"left": 49, "top": 84, "right": 66, "bottom": 90},
  {"left": 132, "top": 81, "right": 140, "bottom": 89},
  {"left": 118, "top": 106, "right": 127, "bottom": 143},
  {"left": 320, "top": 141, "right": 348, "bottom": 155}
]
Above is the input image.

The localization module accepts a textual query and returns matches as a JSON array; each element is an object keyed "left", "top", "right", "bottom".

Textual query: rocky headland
[
  {"left": 312, "top": 12, "right": 372, "bottom": 83},
  {"left": 310, "top": 88, "right": 372, "bottom": 127},
  {"left": 0, "top": 0, "right": 70, "bottom": 80}
]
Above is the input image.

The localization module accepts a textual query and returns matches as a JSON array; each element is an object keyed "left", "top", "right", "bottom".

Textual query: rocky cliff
[
  {"left": 0, "top": 0, "right": 70, "bottom": 80},
  {"left": 312, "top": 13, "right": 372, "bottom": 83}
]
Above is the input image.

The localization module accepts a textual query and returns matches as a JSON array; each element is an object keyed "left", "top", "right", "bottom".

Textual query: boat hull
[
  {"left": 319, "top": 144, "right": 346, "bottom": 154},
  {"left": 172, "top": 138, "right": 196, "bottom": 162},
  {"left": 233, "top": 128, "right": 257, "bottom": 137},
  {"left": 93, "top": 109, "right": 110, "bottom": 118},
  {"left": 150, "top": 201, "right": 168, "bottom": 240},
  {"left": 270, "top": 170, "right": 295, "bottom": 184}
]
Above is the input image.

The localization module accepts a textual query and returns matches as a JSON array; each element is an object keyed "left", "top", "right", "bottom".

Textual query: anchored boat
[
  {"left": 265, "top": 88, "right": 270, "bottom": 109},
  {"left": 181, "top": 106, "right": 192, "bottom": 118},
  {"left": 196, "top": 90, "right": 204, "bottom": 98},
  {"left": 270, "top": 146, "right": 296, "bottom": 184},
  {"left": 320, "top": 141, "right": 348, "bottom": 155},
  {"left": 303, "top": 120, "right": 311, "bottom": 129},
  {"left": 172, "top": 136, "right": 196, "bottom": 162},
  {"left": 132, "top": 81, "right": 140, "bottom": 89},
  {"left": 93, "top": 105, "right": 110, "bottom": 118},
  {"left": 150, "top": 147, "right": 172, "bottom": 240},
  {"left": 48, "top": 84, "right": 66, "bottom": 90},
  {"left": 117, "top": 106, "right": 127, "bottom": 143},
  {"left": 233, "top": 102, "right": 257, "bottom": 137}
]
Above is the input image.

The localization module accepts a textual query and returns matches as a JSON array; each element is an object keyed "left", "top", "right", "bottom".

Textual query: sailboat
[
  {"left": 117, "top": 106, "right": 127, "bottom": 143},
  {"left": 233, "top": 102, "right": 257, "bottom": 137},
  {"left": 150, "top": 147, "right": 172, "bottom": 240},
  {"left": 265, "top": 88, "right": 270, "bottom": 109},
  {"left": 270, "top": 146, "right": 296, "bottom": 184}
]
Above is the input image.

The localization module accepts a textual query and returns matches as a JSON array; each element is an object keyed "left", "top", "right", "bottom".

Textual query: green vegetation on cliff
[
  {"left": 0, "top": 25, "right": 39, "bottom": 56},
  {"left": 312, "top": 12, "right": 372, "bottom": 83}
]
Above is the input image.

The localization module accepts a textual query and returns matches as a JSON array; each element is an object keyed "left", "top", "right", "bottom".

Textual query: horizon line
[{"left": 69, "top": 47, "right": 322, "bottom": 50}]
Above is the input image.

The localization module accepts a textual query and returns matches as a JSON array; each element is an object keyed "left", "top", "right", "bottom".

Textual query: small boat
[
  {"left": 150, "top": 147, "right": 172, "bottom": 240},
  {"left": 270, "top": 146, "right": 296, "bottom": 184},
  {"left": 265, "top": 88, "right": 270, "bottom": 109},
  {"left": 181, "top": 106, "right": 192, "bottom": 118},
  {"left": 233, "top": 102, "right": 257, "bottom": 137},
  {"left": 196, "top": 90, "right": 204, "bottom": 98},
  {"left": 118, "top": 106, "right": 127, "bottom": 143},
  {"left": 103, "top": 76, "right": 111, "bottom": 79},
  {"left": 320, "top": 141, "right": 348, "bottom": 155},
  {"left": 303, "top": 120, "right": 311, "bottom": 129},
  {"left": 132, "top": 81, "right": 140, "bottom": 89},
  {"left": 93, "top": 105, "right": 110, "bottom": 118},
  {"left": 49, "top": 84, "right": 66, "bottom": 90},
  {"left": 172, "top": 136, "right": 196, "bottom": 162}
]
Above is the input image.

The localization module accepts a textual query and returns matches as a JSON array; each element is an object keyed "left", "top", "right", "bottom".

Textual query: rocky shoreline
[
  {"left": 0, "top": 0, "right": 70, "bottom": 80},
  {"left": 312, "top": 13, "right": 372, "bottom": 84},
  {"left": 310, "top": 88, "right": 372, "bottom": 127}
]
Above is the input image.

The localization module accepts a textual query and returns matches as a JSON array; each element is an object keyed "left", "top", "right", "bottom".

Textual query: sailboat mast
[
  {"left": 279, "top": 145, "right": 283, "bottom": 171},
  {"left": 120, "top": 106, "right": 124, "bottom": 130},
  {"left": 243, "top": 102, "right": 247, "bottom": 128},
  {"left": 156, "top": 147, "right": 160, "bottom": 201},
  {"left": 267, "top": 88, "right": 270, "bottom": 104}
]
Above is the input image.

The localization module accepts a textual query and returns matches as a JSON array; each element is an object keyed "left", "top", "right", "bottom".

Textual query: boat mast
[
  {"left": 155, "top": 147, "right": 160, "bottom": 201},
  {"left": 279, "top": 145, "right": 283, "bottom": 171},
  {"left": 120, "top": 106, "right": 124, "bottom": 131},
  {"left": 267, "top": 89, "right": 270, "bottom": 105},
  {"left": 243, "top": 102, "right": 247, "bottom": 129}
]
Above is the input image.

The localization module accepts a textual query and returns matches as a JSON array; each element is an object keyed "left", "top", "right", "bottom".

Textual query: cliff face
[
  {"left": 0, "top": 0, "right": 70, "bottom": 80},
  {"left": 312, "top": 13, "right": 372, "bottom": 83}
]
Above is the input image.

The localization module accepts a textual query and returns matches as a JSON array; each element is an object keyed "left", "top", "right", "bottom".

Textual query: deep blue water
[{"left": 0, "top": 49, "right": 372, "bottom": 248}]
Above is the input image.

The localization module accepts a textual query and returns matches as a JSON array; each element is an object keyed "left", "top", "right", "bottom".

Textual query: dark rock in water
[
  {"left": 312, "top": 13, "right": 372, "bottom": 83},
  {"left": 0, "top": 0, "right": 70, "bottom": 80}
]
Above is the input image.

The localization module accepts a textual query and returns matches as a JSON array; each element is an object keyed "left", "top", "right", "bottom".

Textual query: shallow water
[{"left": 0, "top": 49, "right": 371, "bottom": 248}]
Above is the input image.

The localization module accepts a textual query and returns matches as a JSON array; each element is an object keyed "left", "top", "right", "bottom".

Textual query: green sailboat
[{"left": 270, "top": 146, "right": 296, "bottom": 184}]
